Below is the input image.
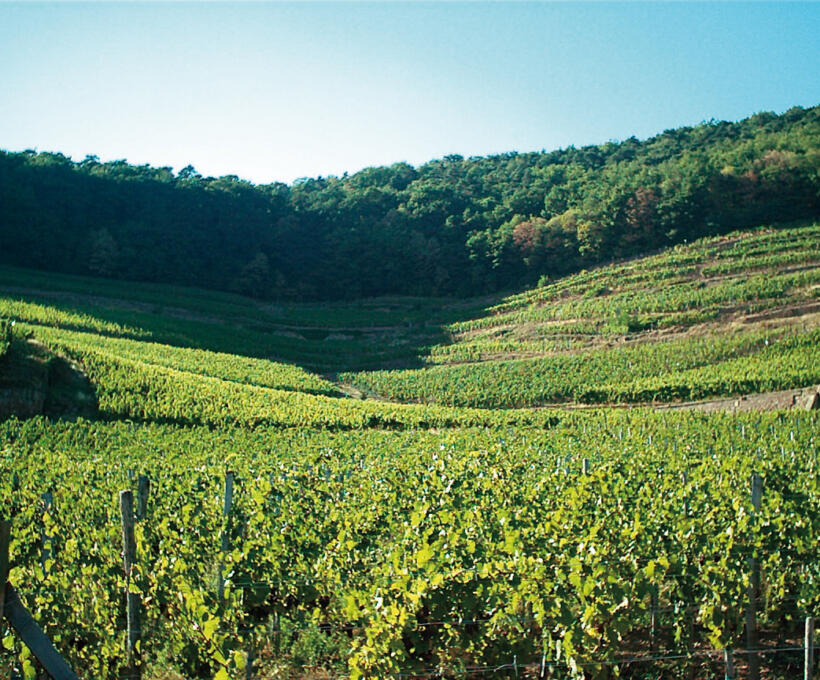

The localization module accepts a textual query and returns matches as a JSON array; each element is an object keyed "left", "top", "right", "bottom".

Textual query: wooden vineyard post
[
  {"left": 807, "top": 616, "right": 816, "bottom": 680},
  {"left": 745, "top": 474, "right": 762, "bottom": 680},
  {"left": 0, "top": 519, "right": 10, "bottom": 623},
  {"left": 246, "top": 641, "right": 254, "bottom": 680},
  {"left": 1, "top": 518, "right": 18, "bottom": 680},
  {"left": 136, "top": 475, "right": 150, "bottom": 521},
  {"left": 582, "top": 458, "right": 590, "bottom": 475},
  {"left": 120, "top": 490, "right": 141, "bottom": 678},
  {"left": 7, "top": 508, "right": 18, "bottom": 680},
  {"left": 648, "top": 459, "right": 664, "bottom": 648},
  {"left": 1, "top": 522, "right": 79, "bottom": 680},
  {"left": 679, "top": 470, "right": 696, "bottom": 680},
  {"left": 686, "top": 616, "right": 696, "bottom": 680},
  {"left": 40, "top": 491, "right": 53, "bottom": 575},
  {"left": 724, "top": 648, "right": 735, "bottom": 680},
  {"left": 218, "top": 471, "right": 234, "bottom": 603},
  {"left": 4, "top": 585, "right": 80, "bottom": 680},
  {"left": 650, "top": 588, "right": 659, "bottom": 652}
]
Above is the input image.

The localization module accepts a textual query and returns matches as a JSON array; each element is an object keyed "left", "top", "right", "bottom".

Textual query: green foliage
[
  {"left": 344, "top": 328, "right": 820, "bottom": 408},
  {"left": 450, "top": 223, "right": 820, "bottom": 336},
  {"left": 0, "top": 412, "right": 817, "bottom": 677},
  {"left": 1, "top": 105, "right": 818, "bottom": 299},
  {"left": 0, "top": 216, "right": 818, "bottom": 678},
  {"left": 25, "top": 325, "right": 558, "bottom": 431},
  {"left": 344, "top": 224, "right": 820, "bottom": 407},
  {"left": 0, "top": 318, "right": 11, "bottom": 358},
  {"left": 0, "top": 266, "right": 470, "bottom": 372},
  {"left": 0, "top": 297, "right": 149, "bottom": 340},
  {"left": 34, "top": 327, "right": 341, "bottom": 397}
]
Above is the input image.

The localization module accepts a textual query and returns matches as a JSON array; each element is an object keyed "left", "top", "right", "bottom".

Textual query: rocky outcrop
[{"left": 0, "top": 340, "right": 97, "bottom": 421}]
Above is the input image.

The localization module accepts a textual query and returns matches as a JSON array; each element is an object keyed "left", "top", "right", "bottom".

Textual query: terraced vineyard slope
[{"left": 343, "top": 222, "right": 820, "bottom": 408}]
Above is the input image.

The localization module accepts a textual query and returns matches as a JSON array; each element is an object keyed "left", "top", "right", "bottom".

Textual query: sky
[{"left": 1, "top": 2, "right": 818, "bottom": 185}]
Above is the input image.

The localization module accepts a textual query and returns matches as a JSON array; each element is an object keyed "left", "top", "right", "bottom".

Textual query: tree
[
  {"left": 232, "top": 252, "right": 271, "bottom": 298},
  {"left": 86, "top": 228, "right": 119, "bottom": 277},
  {"left": 177, "top": 164, "right": 202, "bottom": 181}
]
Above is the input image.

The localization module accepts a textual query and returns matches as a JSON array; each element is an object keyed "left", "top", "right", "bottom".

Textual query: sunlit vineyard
[
  {"left": 343, "top": 223, "right": 820, "bottom": 407},
  {"left": 455, "top": 224, "right": 820, "bottom": 333},
  {"left": 1, "top": 412, "right": 818, "bottom": 678},
  {"left": 0, "top": 222, "right": 819, "bottom": 679},
  {"left": 16, "top": 325, "right": 558, "bottom": 431},
  {"left": 436, "top": 224, "right": 820, "bottom": 361},
  {"left": 32, "top": 326, "right": 342, "bottom": 397},
  {"left": 343, "top": 328, "right": 820, "bottom": 408},
  {"left": 0, "top": 266, "right": 471, "bottom": 372}
]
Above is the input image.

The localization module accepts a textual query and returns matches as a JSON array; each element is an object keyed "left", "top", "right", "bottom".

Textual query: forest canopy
[{"left": 1, "top": 105, "right": 818, "bottom": 300}]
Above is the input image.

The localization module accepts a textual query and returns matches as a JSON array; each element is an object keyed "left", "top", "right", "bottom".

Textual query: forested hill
[{"left": 2, "top": 105, "right": 818, "bottom": 301}]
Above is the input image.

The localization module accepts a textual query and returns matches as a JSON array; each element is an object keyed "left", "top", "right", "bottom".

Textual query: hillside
[
  {"left": 0, "top": 222, "right": 818, "bottom": 680},
  {"left": 342, "top": 222, "right": 820, "bottom": 408},
  {"left": 1, "top": 221, "right": 819, "bottom": 416},
  {"left": 1, "top": 105, "right": 818, "bottom": 300}
]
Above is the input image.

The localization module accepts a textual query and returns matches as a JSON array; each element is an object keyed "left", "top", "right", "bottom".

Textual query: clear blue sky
[{"left": 1, "top": 2, "right": 818, "bottom": 185}]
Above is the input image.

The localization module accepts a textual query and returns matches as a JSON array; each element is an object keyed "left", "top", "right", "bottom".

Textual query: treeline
[{"left": 1, "top": 105, "right": 818, "bottom": 300}]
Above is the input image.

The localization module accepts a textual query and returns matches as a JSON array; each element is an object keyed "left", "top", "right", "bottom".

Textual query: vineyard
[
  {"left": 1, "top": 413, "right": 818, "bottom": 679},
  {"left": 341, "top": 328, "right": 820, "bottom": 408},
  {"left": 343, "top": 223, "right": 820, "bottom": 408},
  {"left": 0, "top": 222, "right": 818, "bottom": 678},
  {"left": 0, "top": 265, "right": 467, "bottom": 373}
]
